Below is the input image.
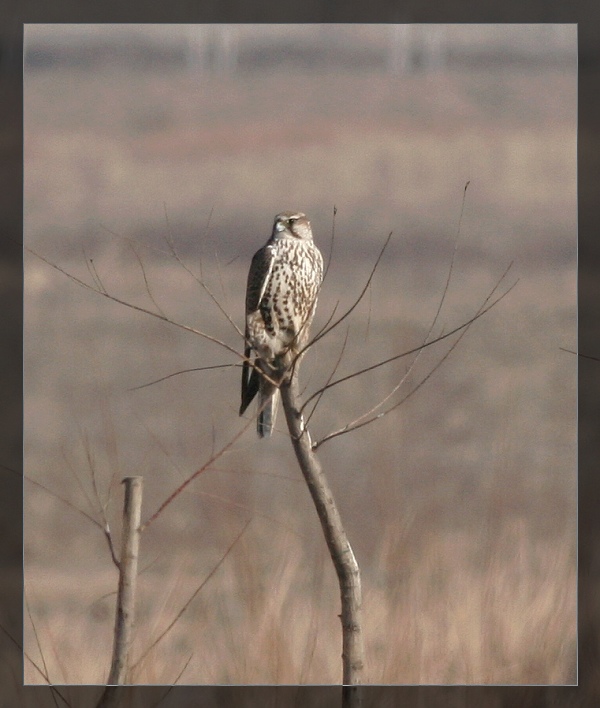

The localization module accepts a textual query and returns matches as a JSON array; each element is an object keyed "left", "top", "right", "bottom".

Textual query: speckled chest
[{"left": 260, "top": 238, "right": 323, "bottom": 336}]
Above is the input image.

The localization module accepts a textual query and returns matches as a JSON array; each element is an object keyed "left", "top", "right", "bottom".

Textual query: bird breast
[{"left": 247, "top": 238, "right": 322, "bottom": 363}]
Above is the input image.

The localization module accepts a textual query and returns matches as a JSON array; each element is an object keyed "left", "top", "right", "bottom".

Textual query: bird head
[{"left": 272, "top": 211, "right": 313, "bottom": 241}]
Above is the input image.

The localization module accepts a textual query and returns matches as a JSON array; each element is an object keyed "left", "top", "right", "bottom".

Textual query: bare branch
[
  {"left": 82, "top": 431, "right": 120, "bottom": 568},
  {"left": 113, "top": 407, "right": 310, "bottom": 540},
  {"left": 315, "top": 306, "right": 471, "bottom": 449},
  {"left": 130, "top": 519, "right": 252, "bottom": 673},
  {"left": 364, "top": 279, "right": 373, "bottom": 341},
  {"left": 106, "top": 476, "right": 143, "bottom": 686},
  {"left": 122, "top": 408, "right": 310, "bottom": 540},
  {"left": 171, "top": 652, "right": 194, "bottom": 685},
  {"left": 284, "top": 230, "right": 393, "bottom": 403},
  {"left": 59, "top": 443, "right": 100, "bottom": 529},
  {"left": 305, "top": 326, "right": 350, "bottom": 427},
  {"left": 26, "top": 462, "right": 120, "bottom": 568},
  {"left": 128, "top": 363, "right": 238, "bottom": 391},
  {"left": 309, "top": 299, "right": 341, "bottom": 343},
  {"left": 313, "top": 261, "right": 516, "bottom": 449},
  {"left": 99, "top": 222, "right": 171, "bottom": 258},
  {"left": 27, "top": 247, "right": 285, "bottom": 395},
  {"left": 83, "top": 248, "right": 106, "bottom": 294},
  {"left": 84, "top": 432, "right": 102, "bottom": 512},
  {"left": 320, "top": 358, "right": 415, "bottom": 445},
  {"left": 213, "top": 246, "right": 229, "bottom": 305},
  {"left": 559, "top": 346, "right": 597, "bottom": 361},
  {"left": 303, "top": 231, "right": 393, "bottom": 355},
  {"left": 26, "top": 246, "right": 245, "bottom": 363},
  {"left": 311, "top": 180, "right": 471, "bottom": 434},
  {"left": 428, "top": 180, "right": 470, "bottom": 336},
  {"left": 193, "top": 489, "right": 310, "bottom": 541},
  {"left": 140, "top": 416, "right": 256, "bottom": 532},
  {"left": 1, "top": 623, "right": 71, "bottom": 706},
  {"left": 25, "top": 594, "right": 58, "bottom": 705},
  {"left": 280, "top": 374, "right": 364, "bottom": 693},
  {"left": 126, "top": 241, "right": 167, "bottom": 318},
  {"left": 24, "top": 474, "right": 103, "bottom": 532},
  {"left": 103, "top": 523, "right": 120, "bottom": 570},
  {"left": 322, "top": 204, "right": 337, "bottom": 284},
  {"left": 149, "top": 653, "right": 194, "bottom": 707},
  {"left": 304, "top": 263, "right": 517, "bottom": 408},
  {"left": 161, "top": 203, "right": 244, "bottom": 340}
]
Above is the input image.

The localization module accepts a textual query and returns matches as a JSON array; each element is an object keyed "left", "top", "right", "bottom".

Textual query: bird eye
[{"left": 289, "top": 217, "right": 296, "bottom": 224}]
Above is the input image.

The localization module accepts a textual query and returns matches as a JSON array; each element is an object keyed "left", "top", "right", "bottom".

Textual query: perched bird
[{"left": 240, "top": 211, "right": 324, "bottom": 438}]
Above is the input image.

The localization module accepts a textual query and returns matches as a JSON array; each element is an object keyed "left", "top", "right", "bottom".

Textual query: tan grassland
[{"left": 24, "top": 48, "right": 576, "bottom": 685}]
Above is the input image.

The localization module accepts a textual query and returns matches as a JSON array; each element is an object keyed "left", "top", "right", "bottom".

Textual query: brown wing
[
  {"left": 239, "top": 350, "right": 260, "bottom": 416},
  {"left": 240, "top": 244, "right": 274, "bottom": 415},
  {"left": 245, "top": 244, "right": 274, "bottom": 314}
]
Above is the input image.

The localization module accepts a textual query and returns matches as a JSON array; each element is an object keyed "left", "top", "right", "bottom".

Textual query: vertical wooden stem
[
  {"left": 108, "top": 476, "right": 143, "bottom": 684},
  {"left": 280, "top": 375, "right": 364, "bottom": 707},
  {"left": 99, "top": 475, "right": 143, "bottom": 704}
]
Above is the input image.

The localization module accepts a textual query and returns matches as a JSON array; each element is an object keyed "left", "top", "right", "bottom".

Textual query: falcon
[{"left": 240, "top": 211, "right": 324, "bottom": 438}]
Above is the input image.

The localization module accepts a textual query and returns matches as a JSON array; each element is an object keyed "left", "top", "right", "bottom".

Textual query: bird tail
[
  {"left": 257, "top": 380, "right": 279, "bottom": 438},
  {"left": 240, "top": 348, "right": 260, "bottom": 417}
]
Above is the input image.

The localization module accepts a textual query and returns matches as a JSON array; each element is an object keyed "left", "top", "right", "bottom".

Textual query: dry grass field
[{"left": 23, "top": 26, "right": 576, "bottom": 686}]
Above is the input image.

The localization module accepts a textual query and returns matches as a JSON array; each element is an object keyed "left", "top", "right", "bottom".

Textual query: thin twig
[
  {"left": 128, "top": 363, "right": 238, "bottom": 391},
  {"left": 303, "top": 231, "right": 393, "bottom": 355},
  {"left": 309, "top": 300, "right": 341, "bottom": 343},
  {"left": 130, "top": 519, "right": 252, "bottom": 672},
  {"left": 313, "top": 180, "right": 471, "bottom": 433},
  {"left": 97, "top": 402, "right": 121, "bottom": 531},
  {"left": 84, "top": 432, "right": 102, "bottom": 515},
  {"left": 26, "top": 466, "right": 118, "bottom": 568},
  {"left": 26, "top": 246, "right": 246, "bottom": 364},
  {"left": 25, "top": 594, "right": 58, "bottom": 707},
  {"left": 284, "top": 230, "right": 392, "bottom": 396},
  {"left": 59, "top": 442, "right": 101, "bottom": 528},
  {"left": 170, "top": 651, "right": 194, "bottom": 685},
  {"left": 127, "top": 241, "right": 167, "bottom": 318},
  {"left": 28, "top": 247, "right": 282, "bottom": 392},
  {"left": 304, "top": 264, "right": 517, "bottom": 408},
  {"left": 83, "top": 433, "right": 107, "bottom": 526},
  {"left": 103, "top": 523, "right": 120, "bottom": 569},
  {"left": 559, "top": 347, "right": 597, "bottom": 361},
  {"left": 305, "top": 327, "right": 350, "bottom": 427},
  {"left": 140, "top": 416, "right": 256, "bottom": 532},
  {"left": 314, "top": 260, "right": 515, "bottom": 449},
  {"left": 123, "top": 406, "right": 311, "bottom": 540},
  {"left": 150, "top": 653, "right": 194, "bottom": 707},
  {"left": 214, "top": 247, "right": 228, "bottom": 305},
  {"left": 81, "top": 432, "right": 120, "bottom": 568},
  {"left": 24, "top": 475, "right": 102, "bottom": 532},
  {"left": 190, "top": 489, "right": 310, "bottom": 541},
  {"left": 162, "top": 203, "right": 244, "bottom": 339},
  {"left": 365, "top": 280, "right": 372, "bottom": 341},
  {"left": 83, "top": 248, "right": 105, "bottom": 293},
  {"left": 322, "top": 204, "right": 337, "bottom": 284},
  {"left": 99, "top": 222, "right": 171, "bottom": 258},
  {"left": 428, "top": 180, "right": 470, "bottom": 339},
  {"left": 315, "top": 305, "right": 471, "bottom": 449},
  {"left": 0, "top": 624, "right": 71, "bottom": 706}
]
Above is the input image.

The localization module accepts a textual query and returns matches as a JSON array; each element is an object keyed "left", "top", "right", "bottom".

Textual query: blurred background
[{"left": 24, "top": 24, "right": 576, "bottom": 685}]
